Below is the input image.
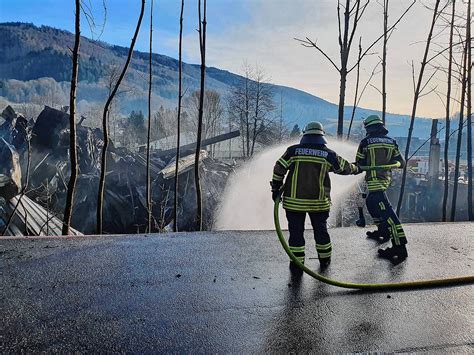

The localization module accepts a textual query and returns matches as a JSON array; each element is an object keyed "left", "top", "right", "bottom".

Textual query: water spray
[{"left": 215, "top": 138, "right": 362, "bottom": 230}]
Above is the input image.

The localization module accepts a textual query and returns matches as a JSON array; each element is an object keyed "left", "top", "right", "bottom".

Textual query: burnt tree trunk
[
  {"left": 466, "top": 0, "right": 472, "bottom": 220},
  {"left": 194, "top": 0, "right": 206, "bottom": 231},
  {"left": 382, "top": 0, "right": 388, "bottom": 124},
  {"left": 62, "top": 0, "right": 81, "bottom": 235},
  {"left": 173, "top": 0, "right": 184, "bottom": 232},
  {"left": 146, "top": 0, "right": 154, "bottom": 233},
  {"left": 396, "top": 0, "right": 441, "bottom": 216},
  {"left": 96, "top": 0, "right": 145, "bottom": 234},
  {"left": 337, "top": 68, "right": 347, "bottom": 138},
  {"left": 442, "top": 0, "right": 456, "bottom": 222},
  {"left": 245, "top": 76, "right": 250, "bottom": 157},
  {"left": 347, "top": 38, "right": 362, "bottom": 139},
  {"left": 337, "top": 0, "right": 351, "bottom": 138},
  {"left": 251, "top": 80, "right": 260, "bottom": 156},
  {"left": 450, "top": 15, "right": 469, "bottom": 222}
]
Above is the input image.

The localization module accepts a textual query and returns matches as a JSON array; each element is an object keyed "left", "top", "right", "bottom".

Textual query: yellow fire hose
[{"left": 274, "top": 195, "right": 474, "bottom": 290}]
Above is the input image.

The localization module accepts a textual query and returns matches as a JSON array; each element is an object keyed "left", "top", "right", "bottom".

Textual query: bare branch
[
  {"left": 347, "top": 0, "right": 362, "bottom": 51},
  {"left": 337, "top": 1, "right": 343, "bottom": 47},
  {"left": 419, "top": 67, "right": 439, "bottom": 95},
  {"left": 426, "top": 37, "right": 473, "bottom": 64},
  {"left": 294, "top": 37, "right": 340, "bottom": 71},
  {"left": 433, "top": 89, "right": 447, "bottom": 110},
  {"left": 418, "top": 84, "right": 438, "bottom": 98},
  {"left": 369, "top": 83, "right": 383, "bottom": 95},
  {"left": 357, "top": 60, "right": 381, "bottom": 107},
  {"left": 348, "top": 0, "right": 416, "bottom": 73}
]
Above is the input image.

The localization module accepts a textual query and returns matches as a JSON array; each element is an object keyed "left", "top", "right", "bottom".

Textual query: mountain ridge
[{"left": 0, "top": 22, "right": 434, "bottom": 138}]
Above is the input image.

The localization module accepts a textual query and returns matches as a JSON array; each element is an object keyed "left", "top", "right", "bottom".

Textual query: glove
[
  {"left": 270, "top": 181, "right": 283, "bottom": 202},
  {"left": 352, "top": 162, "right": 363, "bottom": 175},
  {"left": 272, "top": 189, "right": 283, "bottom": 202}
]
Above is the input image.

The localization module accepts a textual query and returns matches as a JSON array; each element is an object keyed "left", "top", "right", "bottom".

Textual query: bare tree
[
  {"left": 347, "top": 53, "right": 381, "bottom": 139},
  {"left": 296, "top": 0, "right": 415, "bottom": 138},
  {"left": 102, "top": 64, "right": 129, "bottom": 140},
  {"left": 228, "top": 63, "right": 275, "bottom": 157},
  {"left": 96, "top": 0, "right": 145, "bottom": 234},
  {"left": 466, "top": 0, "right": 472, "bottom": 221},
  {"left": 274, "top": 92, "right": 290, "bottom": 142},
  {"left": 451, "top": 1, "right": 470, "bottom": 222},
  {"left": 203, "top": 91, "right": 225, "bottom": 157},
  {"left": 194, "top": 0, "right": 206, "bottom": 231},
  {"left": 174, "top": 0, "right": 184, "bottom": 232},
  {"left": 278, "top": 93, "right": 284, "bottom": 141},
  {"left": 450, "top": 2, "right": 472, "bottom": 222},
  {"left": 381, "top": 0, "right": 388, "bottom": 124},
  {"left": 185, "top": 90, "right": 224, "bottom": 144},
  {"left": 62, "top": 0, "right": 81, "bottom": 235},
  {"left": 396, "top": 0, "right": 442, "bottom": 216},
  {"left": 228, "top": 64, "right": 253, "bottom": 157},
  {"left": 146, "top": 0, "right": 154, "bottom": 233},
  {"left": 158, "top": 184, "right": 171, "bottom": 232},
  {"left": 442, "top": 0, "right": 456, "bottom": 222},
  {"left": 250, "top": 68, "right": 275, "bottom": 156},
  {"left": 152, "top": 106, "right": 185, "bottom": 143},
  {"left": 347, "top": 38, "right": 363, "bottom": 139}
]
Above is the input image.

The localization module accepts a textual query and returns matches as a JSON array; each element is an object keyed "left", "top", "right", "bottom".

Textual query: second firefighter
[{"left": 355, "top": 115, "right": 408, "bottom": 264}]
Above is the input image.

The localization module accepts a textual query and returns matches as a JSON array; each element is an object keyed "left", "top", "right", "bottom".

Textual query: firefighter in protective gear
[
  {"left": 271, "top": 121, "right": 359, "bottom": 270},
  {"left": 355, "top": 115, "right": 408, "bottom": 264}
]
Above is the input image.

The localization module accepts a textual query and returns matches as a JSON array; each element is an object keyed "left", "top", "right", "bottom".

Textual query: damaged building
[
  {"left": 386, "top": 119, "right": 471, "bottom": 222},
  {"left": 0, "top": 105, "right": 238, "bottom": 235}
]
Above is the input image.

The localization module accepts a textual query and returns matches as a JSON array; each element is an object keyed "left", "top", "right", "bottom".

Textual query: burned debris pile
[{"left": 0, "top": 105, "right": 236, "bottom": 235}]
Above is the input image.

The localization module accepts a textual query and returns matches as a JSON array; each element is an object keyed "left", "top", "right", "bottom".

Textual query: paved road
[{"left": 1, "top": 223, "right": 473, "bottom": 353}]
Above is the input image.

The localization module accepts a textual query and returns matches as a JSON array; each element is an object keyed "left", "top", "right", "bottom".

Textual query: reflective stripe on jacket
[
  {"left": 272, "top": 143, "right": 358, "bottom": 212},
  {"left": 355, "top": 134, "right": 405, "bottom": 191}
]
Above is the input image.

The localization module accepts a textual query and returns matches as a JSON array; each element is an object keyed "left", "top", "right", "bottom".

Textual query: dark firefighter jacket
[
  {"left": 355, "top": 133, "right": 405, "bottom": 192},
  {"left": 272, "top": 140, "right": 358, "bottom": 212}
]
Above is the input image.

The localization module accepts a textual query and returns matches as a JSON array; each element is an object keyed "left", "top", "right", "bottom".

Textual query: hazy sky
[{"left": 1, "top": 0, "right": 471, "bottom": 118}]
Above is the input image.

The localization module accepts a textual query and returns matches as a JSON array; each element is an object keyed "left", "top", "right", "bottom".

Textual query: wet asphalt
[{"left": 0, "top": 223, "right": 473, "bottom": 353}]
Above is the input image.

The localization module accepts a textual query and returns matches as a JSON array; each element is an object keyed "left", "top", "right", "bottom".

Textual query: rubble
[
  {"left": 0, "top": 105, "right": 28, "bottom": 152},
  {"left": 161, "top": 151, "right": 208, "bottom": 179},
  {"left": 0, "top": 195, "right": 82, "bottom": 236},
  {"left": 0, "top": 105, "right": 237, "bottom": 236},
  {"left": 0, "top": 138, "right": 21, "bottom": 200}
]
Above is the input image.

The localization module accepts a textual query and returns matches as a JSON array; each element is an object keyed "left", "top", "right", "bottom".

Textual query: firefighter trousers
[
  {"left": 366, "top": 190, "right": 407, "bottom": 246},
  {"left": 285, "top": 210, "right": 332, "bottom": 263}
]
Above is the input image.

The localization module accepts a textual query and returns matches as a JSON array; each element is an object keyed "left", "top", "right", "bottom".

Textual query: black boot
[
  {"left": 366, "top": 230, "right": 379, "bottom": 240},
  {"left": 319, "top": 257, "right": 331, "bottom": 270},
  {"left": 378, "top": 245, "right": 408, "bottom": 265},
  {"left": 289, "top": 261, "right": 303, "bottom": 275},
  {"left": 366, "top": 230, "right": 390, "bottom": 243}
]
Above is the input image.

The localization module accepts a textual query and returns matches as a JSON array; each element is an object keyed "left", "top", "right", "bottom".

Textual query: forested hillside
[{"left": 0, "top": 22, "right": 434, "bottom": 137}]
